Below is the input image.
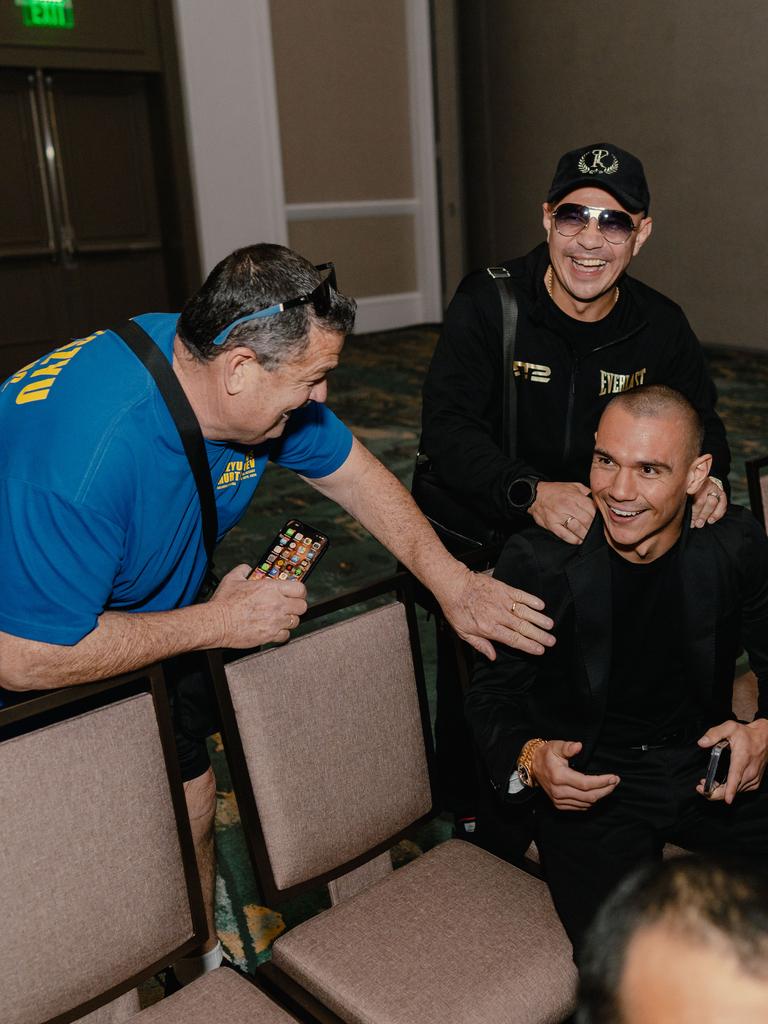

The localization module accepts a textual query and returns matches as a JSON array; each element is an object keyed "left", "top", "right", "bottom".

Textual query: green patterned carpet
[{"left": 203, "top": 329, "right": 767, "bottom": 972}]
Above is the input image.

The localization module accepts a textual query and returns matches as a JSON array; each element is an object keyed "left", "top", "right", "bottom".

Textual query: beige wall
[
  {"left": 271, "top": 0, "right": 417, "bottom": 297},
  {"left": 271, "top": 1, "right": 412, "bottom": 202},
  {"left": 289, "top": 216, "right": 416, "bottom": 298},
  {"left": 458, "top": 0, "right": 768, "bottom": 351}
]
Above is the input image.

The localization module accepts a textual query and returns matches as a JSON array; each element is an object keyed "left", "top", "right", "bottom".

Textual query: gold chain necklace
[{"left": 546, "top": 265, "right": 619, "bottom": 309}]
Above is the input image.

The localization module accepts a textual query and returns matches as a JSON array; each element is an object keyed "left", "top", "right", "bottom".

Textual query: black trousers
[{"left": 535, "top": 740, "right": 768, "bottom": 956}]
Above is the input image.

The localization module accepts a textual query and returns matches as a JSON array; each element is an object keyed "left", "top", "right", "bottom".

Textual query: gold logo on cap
[{"left": 578, "top": 149, "right": 619, "bottom": 175}]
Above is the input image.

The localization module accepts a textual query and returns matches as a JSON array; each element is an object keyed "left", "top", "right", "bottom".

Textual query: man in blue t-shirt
[{"left": 0, "top": 242, "right": 555, "bottom": 984}]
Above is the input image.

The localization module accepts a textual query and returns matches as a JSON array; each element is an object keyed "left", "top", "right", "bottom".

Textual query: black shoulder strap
[
  {"left": 113, "top": 319, "right": 218, "bottom": 565},
  {"left": 487, "top": 267, "right": 519, "bottom": 458}
]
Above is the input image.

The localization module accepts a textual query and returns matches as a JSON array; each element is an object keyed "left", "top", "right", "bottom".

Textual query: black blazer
[{"left": 465, "top": 505, "right": 768, "bottom": 802}]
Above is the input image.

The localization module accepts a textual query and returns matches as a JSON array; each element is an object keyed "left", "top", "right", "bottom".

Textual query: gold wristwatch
[{"left": 516, "top": 738, "right": 547, "bottom": 788}]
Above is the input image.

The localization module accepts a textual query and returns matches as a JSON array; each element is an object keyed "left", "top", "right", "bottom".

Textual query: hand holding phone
[
  {"left": 703, "top": 739, "right": 730, "bottom": 797},
  {"left": 249, "top": 519, "right": 329, "bottom": 584}
]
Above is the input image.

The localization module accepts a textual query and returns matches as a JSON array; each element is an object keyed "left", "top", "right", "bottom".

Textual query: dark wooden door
[{"left": 0, "top": 67, "right": 171, "bottom": 381}]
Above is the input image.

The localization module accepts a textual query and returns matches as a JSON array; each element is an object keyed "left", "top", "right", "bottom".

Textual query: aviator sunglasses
[
  {"left": 552, "top": 203, "right": 638, "bottom": 245},
  {"left": 210, "top": 262, "right": 337, "bottom": 347}
]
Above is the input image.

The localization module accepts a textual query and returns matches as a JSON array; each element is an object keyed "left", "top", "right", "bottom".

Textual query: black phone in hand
[{"left": 249, "top": 519, "right": 329, "bottom": 584}]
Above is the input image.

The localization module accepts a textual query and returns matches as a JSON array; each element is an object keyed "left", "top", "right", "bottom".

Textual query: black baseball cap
[{"left": 546, "top": 143, "right": 650, "bottom": 213}]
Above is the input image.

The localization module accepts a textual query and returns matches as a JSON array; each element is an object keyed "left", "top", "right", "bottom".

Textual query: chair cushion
[
  {"left": 1, "top": 694, "right": 193, "bottom": 1024},
  {"left": 272, "top": 839, "right": 576, "bottom": 1024},
  {"left": 134, "top": 966, "right": 295, "bottom": 1023},
  {"left": 225, "top": 602, "right": 431, "bottom": 890}
]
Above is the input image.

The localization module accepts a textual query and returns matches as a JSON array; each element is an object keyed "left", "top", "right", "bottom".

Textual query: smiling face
[
  {"left": 222, "top": 323, "right": 344, "bottom": 445},
  {"left": 542, "top": 186, "right": 652, "bottom": 321},
  {"left": 590, "top": 403, "right": 711, "bottom": 562}
]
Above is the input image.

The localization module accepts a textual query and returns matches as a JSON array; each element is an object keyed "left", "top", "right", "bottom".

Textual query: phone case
[{"left": 249, "top": 519, "right": 330, "bottom": 583}]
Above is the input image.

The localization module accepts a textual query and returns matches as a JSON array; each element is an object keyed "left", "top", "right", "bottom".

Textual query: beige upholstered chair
[
  {"left": 211, "top": 576, "right": 577, "bottom": 1024},
  {"left": 0, "top": 668, "right": 298, "bottom": 1024}
]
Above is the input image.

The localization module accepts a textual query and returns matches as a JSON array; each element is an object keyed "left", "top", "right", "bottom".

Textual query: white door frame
[
  {"left": 172, "top": 0, "right": 287, "bottom": 273},
  {"left": 173, "top": 0, "right": 441, "bottom": 328}
]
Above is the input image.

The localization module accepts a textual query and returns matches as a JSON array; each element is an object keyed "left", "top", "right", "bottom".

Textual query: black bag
[
  {"left": 412, "top": 453, "right": 503, "bottom": 554},
  {"left": 412, "top": 268, "right": 519, "bottom": 555}
]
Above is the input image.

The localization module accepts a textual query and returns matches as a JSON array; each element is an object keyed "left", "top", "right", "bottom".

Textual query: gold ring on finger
[{"left": 562, "top": 515, "right": 574, "bottom": 528}]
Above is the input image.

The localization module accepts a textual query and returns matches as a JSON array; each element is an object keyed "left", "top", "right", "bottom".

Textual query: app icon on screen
[{"left": 286, "top": 528, "right": 295, "bottom": 536}]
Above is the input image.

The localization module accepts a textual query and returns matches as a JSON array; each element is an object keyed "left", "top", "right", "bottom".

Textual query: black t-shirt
[
  {"left": 541, "top": 284, "right": 633, "bottom": 359},
  {"left": 600, "top": 541, "right": 702, "bottom": 745}
]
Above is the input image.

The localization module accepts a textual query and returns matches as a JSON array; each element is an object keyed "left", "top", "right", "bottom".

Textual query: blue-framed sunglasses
[{"left": 210, "top": 262, "right": 337, "bottom": 348}]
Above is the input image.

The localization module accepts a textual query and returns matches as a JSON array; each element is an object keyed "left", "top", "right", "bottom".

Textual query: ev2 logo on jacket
[
  {"left": 513, "top": 360, "right": 551, "bottom": 384},
  {"left": 578, "top": 148, "right": 619, "bottom": 175}
]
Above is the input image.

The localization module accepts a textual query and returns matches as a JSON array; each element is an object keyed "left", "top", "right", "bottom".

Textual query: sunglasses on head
[
  {"left": 210, "top": 262, "right": 337, "bottom": 348},
  {"left": 552, "top": 204, "right": 637, "bottom": 245}
]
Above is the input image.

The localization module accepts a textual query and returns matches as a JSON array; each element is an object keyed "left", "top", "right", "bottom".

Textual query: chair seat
[
  {"left": 133, "top": 966, "right": 296, "bottom": 1023},
  {"left": 272, "top": 839, "right": 576, "bottom": 1024}
]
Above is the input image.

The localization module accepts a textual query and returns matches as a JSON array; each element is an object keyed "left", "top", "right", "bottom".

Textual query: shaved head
[{"left": 608, "top": 385, "right": 704, "bottom": 463}]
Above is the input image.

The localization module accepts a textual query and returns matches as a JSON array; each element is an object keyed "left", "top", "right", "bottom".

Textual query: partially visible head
[
  {"left": 177, "top": 243, "right": 356, "bottom": 368},
  {"left": 577, "top": 856, "right": 768, "bottom": 1024},
  {"left": 542, "top": 144, "right": 652, "bottom": 316},
  {"left": 590, "top": 385, "right": 710, "bottom": 561}
]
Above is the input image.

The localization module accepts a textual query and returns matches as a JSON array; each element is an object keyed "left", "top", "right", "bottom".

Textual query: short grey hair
[{"left": 177, "top": 243, "right": 356, "bottom": 369}]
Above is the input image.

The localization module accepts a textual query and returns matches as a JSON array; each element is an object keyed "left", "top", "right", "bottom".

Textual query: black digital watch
[{"left": 507, "top": 475, "right": 540, "bottom": 513}]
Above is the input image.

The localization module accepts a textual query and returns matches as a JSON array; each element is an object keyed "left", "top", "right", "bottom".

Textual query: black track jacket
[
  {"left": 465, "top": 506, "right": 768, "bottom": 803},
  {"left": 420, "top": 243, "right": 730, "bottom": 527}
]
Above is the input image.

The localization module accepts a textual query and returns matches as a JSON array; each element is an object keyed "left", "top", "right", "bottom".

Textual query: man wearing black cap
[{"left": 417, "top": 142, "right": 730, "bottom": 842}]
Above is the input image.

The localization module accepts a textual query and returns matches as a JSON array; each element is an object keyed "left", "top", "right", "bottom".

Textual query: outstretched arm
[
  {"left": 0, "top": 568, "right": 307, "bottom": 691},
  {"left": 303, "top": 437, "right": 555, "bottom": 660}
]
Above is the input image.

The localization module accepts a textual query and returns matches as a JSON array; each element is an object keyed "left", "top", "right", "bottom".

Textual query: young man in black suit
[{"left": 466, "top": 385, "right": 768, "bottom": 956}]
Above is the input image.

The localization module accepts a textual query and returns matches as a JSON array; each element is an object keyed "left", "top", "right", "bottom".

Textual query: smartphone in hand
[
  {"left": 249, "top": 519, "right": 329, "bottom": 584},
  {"left": 703, "top": 739, "right": 730, "bottom": 796}
]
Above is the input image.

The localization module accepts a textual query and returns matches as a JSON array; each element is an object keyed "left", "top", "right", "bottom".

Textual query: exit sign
[{"left": 16, "top": 0, "right": 75, "bottom": 30}]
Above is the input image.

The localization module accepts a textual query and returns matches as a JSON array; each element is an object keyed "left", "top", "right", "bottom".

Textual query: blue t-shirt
[{"left": 0, "top": 313, "right": 352, "bottom": 646}]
